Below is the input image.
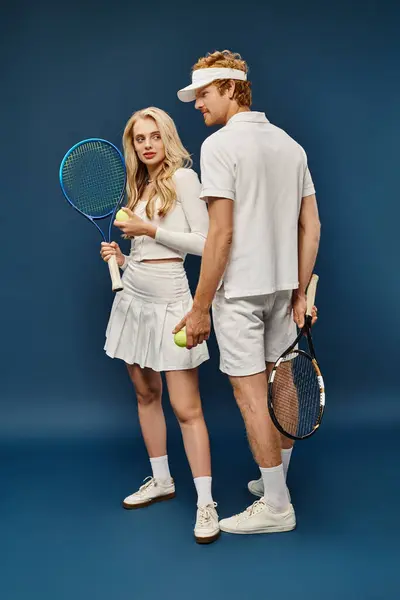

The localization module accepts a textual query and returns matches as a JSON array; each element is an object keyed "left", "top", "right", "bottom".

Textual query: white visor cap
[{"left": 177, "top": 67, "right": 247, "bottom": 103}]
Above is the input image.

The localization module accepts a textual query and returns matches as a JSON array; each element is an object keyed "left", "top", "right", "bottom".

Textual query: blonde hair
[
  {"left": 192, "top": 50, "right": 252, "bottom": 107},
  {"left": 122, "top": 107, "right": 192, "bottom": 220}
]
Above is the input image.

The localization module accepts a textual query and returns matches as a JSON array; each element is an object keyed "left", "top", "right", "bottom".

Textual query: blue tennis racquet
[{"left": 59, "top": 138, "right": 127, "bottom": 292}]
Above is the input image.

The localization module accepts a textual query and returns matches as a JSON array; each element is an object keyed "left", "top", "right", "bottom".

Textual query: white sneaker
[
  {"left": 219, "top": 498, "right": 296, "bottom": 535},
  {"left": 248, "top": 477, "right": 291, "bottom": 503},
  {"left": 248, "top": 477, "right": 264, "bottom": 498},
  {"left": 194, "top": 502, "right": 220, "bottom": 544},
  {"left": 122, "top": 476, "right": 175, "bottom": 509}
]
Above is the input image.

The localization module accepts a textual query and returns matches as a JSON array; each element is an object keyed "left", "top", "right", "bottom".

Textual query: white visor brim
[{"left": 177, "top": 67, "right": 247, "bottom": 103}]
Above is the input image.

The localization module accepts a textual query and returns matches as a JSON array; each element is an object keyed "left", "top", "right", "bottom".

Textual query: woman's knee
[
  {"left": 128, "top": 365, "right": 162, "bottom": 406},
  {"left": 174, "top": 403, "right": 203, "bottom": 426},
  {"left": 136, "top": 386, "right": 161, "bottom": 406}
]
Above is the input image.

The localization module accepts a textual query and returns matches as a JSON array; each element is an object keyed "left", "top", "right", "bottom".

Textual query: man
[{"left": 174, "top": 50, "right": 321, "bottom": 534}]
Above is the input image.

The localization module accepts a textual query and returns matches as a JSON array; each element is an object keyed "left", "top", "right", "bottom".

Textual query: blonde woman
[{"left": 100, "top": 107, "right": 219, "bottom": 544}]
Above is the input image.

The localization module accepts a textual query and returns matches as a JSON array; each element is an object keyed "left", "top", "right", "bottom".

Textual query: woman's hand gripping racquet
[
  {"left": 268, "top": 274, "right": 325, "bottom": 440},
  {"left": 59, "top": 138, "right": 127, "bottom": 292}
]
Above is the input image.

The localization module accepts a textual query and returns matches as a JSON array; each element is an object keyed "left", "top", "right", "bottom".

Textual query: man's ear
[{"left": 228, "top": 80, "right": 236, "bottom": 100}]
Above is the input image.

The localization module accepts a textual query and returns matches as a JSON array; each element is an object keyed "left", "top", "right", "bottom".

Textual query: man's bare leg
[{"left": 219, "top": 369, "right": 295, "bottom": 534}]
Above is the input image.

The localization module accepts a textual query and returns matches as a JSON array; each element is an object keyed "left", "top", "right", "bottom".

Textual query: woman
[{"left": 100, "top": 107, "right": 219, "bottom": 544}]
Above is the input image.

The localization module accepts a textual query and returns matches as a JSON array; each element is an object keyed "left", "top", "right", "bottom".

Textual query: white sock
[
  {"left": 194, "top": 476, "right": 213, "bottom": 507},
  {"left": 150, "top": 455, "right": 171, "bottom": 482},
  {"left": 260, "top": 464, "right": 290, "bottom": 512},
  {"left": 281, "top": 448, "right": 293, "bottom": 480}
]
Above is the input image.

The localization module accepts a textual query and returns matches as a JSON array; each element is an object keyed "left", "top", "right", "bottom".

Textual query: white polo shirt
[{"left": 199, "top": 111, "right": 316, "bottom": 299}]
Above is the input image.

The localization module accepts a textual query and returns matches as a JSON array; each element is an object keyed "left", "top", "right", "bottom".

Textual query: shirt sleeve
[
  {"left": 302, "top": 150, "right": 316, "bottom": 197},
  {"left": 120, "top": 254, "right": 129, "bottom": 270},
  {"left": 154, "top": 169, "right": 209, "bottom": 256},
  {"left": 303, "top": 167, "right": 315, "bottom": 197},
  {"left": 120, "top": 238, "right": 135, "bottom": 270},
  {"left": 199, "top": 135, "right": 235, "bottom": 201}
]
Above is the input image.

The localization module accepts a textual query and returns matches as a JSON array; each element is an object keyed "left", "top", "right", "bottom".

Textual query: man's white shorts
[{"left": 212, "top": 287, "right": 296, "bottom": 377}]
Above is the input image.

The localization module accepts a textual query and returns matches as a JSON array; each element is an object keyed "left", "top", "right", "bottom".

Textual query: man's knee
[{"left": 230, "top": 374, "right": 268, "bottom": 414}]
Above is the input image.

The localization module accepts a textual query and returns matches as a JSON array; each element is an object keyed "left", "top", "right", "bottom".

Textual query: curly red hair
[{"left": 192, "top": 50, "right": 252, "bottom": 107}]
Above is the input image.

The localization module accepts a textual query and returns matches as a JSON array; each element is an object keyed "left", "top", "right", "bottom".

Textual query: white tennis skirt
[{"left": 104, "top": 260, "right": 209, "bottom": 371}]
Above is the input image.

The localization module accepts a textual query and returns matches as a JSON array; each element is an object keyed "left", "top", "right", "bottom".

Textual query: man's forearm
[
  {"left": 295, "top": 226, "right": 320, "bottom": 296},
  {"left": 193, "top": 229, "right": 232, "bottom": 311}
]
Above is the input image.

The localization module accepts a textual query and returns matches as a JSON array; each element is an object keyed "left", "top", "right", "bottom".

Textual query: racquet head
[
  {"left": 59, "top": 138, "right": 127, "bottom": 292},
  {"left": 268, "top": 350, "right": 325, "bottom": 440},
  {"left": 59, "top": 138, "right": 126, "bottom": 227},
  {"left": 268, "top": 274, "right": 325, "bottom": 440}
]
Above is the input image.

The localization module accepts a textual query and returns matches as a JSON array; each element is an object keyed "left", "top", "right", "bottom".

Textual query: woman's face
[{"left": 133, "top": 117, "right": 165, "bottom": 169}]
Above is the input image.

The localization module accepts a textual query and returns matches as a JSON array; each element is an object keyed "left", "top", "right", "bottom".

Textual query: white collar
[{"left": 227, "top": 111, "right": 270, "bottom": 125}]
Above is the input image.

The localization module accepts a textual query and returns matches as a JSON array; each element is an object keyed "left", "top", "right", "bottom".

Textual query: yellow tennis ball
[
  {"left": 174, "top": 328, "right": 187, "bottom": 348},
  {"left": 115, "top": 209, "right": 130, "bottom": 221}
]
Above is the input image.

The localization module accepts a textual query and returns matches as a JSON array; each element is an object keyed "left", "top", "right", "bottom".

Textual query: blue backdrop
[{"left": 1, "top": 1, "right": 399, "bottom": 598}]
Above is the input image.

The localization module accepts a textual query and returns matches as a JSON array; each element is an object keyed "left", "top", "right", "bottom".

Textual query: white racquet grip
[
  {"left": 306, "top": 274, "right": 319, "bottom": 316},
  {"left": 108, "top": 254, "right": 124, "bottom": 292}
]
